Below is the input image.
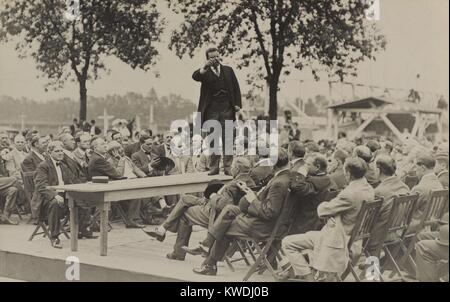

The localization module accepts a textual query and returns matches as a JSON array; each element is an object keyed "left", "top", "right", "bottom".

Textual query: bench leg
[
  {"left": 100, "top": 202, "right": 109, "bottom": 256},
  {"left": 69, "top": 197, "right": 78, "bottom": 252}
]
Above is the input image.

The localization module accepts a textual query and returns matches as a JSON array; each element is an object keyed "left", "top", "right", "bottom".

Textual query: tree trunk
[
  {"left": 79, "top": 77, "right": 87, "bottom": 122},
  {"left": 268, "top": 78, "right": 279, "bottom": 121}
]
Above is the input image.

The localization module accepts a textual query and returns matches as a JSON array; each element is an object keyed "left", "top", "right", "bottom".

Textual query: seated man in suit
[
  {"left": 434, "top": 151, "right": 449, "bottom": 189},
  {"left": 353, "top": 145, "right": 380, "bottom": 188},
  {"left": 281, "top": 157, "right": 374, "bottom": 281},
  {"left": 88, "top": 137, "right": 144, "bottom": 228},
  {"left": 329, "top": 149, "right": 349, "bottom": 190},
  {"left": 415, "top": 224, "right": 449, "bottom": 281},
  {"left": 107, "top": 141, "right": 146, "bottom": 179},
  {"left": 0, "top": 176, "right": 19, "bottom": 225},
  {"left": 22, "top": 135, "right": 50, "bottom": 172},
  {"left": 143, "top": 157, "right": 256, "bottom": 261},
  {"left": 288, "top": 153, "right": 337, "bottom": 235},
  {"left": 57, "top": 133, "right": 95, "bottom": 239},
  {"left": 22, "top": 135, "right": 51, "bottom": 224},
  {"left": 88, "top": 137, "right": 124, "bottom": 180},
  {"left": 287, "top": 140, "right": 306, "bottom": 173},
  {"left": 190, "top": 148, "right": 291, "bottom": 276},
  {"left": 34, "top": 141, "right": 82, "bottom": 248},
  {"left": 107, "top": 141, "right": 150, "bottom": 226},
  {"left": 409, "top": 154, "right": 444, "bottom": 232},
  {"left": 124, "top": 129, "right": 152, "bottom": 158},
  {"left": 368, "top": 154, "right": 410, "bottom": 254},
  {"left": 131, "top": 134, "right": 164, "bottom": 177},
  {"left": 4, "top": 134, "right": 27, "bottom": 181},
  {"left": 72, "top": 133, "right": 91, "bottom": 175}
]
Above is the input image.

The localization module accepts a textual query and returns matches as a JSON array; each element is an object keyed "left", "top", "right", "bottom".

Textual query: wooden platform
[{"left": 0, "top": 215, "right": 271, "bottom": 282}]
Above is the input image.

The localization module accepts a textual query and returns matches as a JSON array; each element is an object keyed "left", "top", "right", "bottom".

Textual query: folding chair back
[
  {"left": 347, "top": 198, "right": 383, "bottom": 249},
  {"left": 21, "top": 170, "right": 36, "bottom": 201},
  {"left": 395, "top": 189, "right": 450, "bottom": 277},
  {"left": 371, "top": 194, "right": 419, "bottom": 281},
  {"left": 341, "top": 198, "right": 383, "bottom": 282},
  {"left": 387, "top": 194, "right": 420, "bottom": 237},
  {"left": 420, "top": 189, "right": 449, "bottom": 230},
  {"left": 241, "top": 189, "right": 294, "bottom": 281}
]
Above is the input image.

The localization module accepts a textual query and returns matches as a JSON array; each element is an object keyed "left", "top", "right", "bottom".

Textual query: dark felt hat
[
  {"left": 204, "top": 179, "right": 225, "bottom": 199},
  {"left": 153, "top": 156, "right": 175, "bottom": 171}
]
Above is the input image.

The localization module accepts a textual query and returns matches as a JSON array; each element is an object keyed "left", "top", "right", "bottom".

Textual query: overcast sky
[{"left": 0, "top": 0, "right": 448, "bottom": 105}]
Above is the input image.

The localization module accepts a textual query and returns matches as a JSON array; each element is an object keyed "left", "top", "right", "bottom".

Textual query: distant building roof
[
  {"left": 328, "top": 96, "right": 442, "bottom": 114},
  {"left": 328, "top": 97, "right": 392, "bottom": 109}
]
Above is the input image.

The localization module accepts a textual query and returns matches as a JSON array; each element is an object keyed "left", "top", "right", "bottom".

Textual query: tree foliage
[
  {"left": 168, "top": 0, "right": 386, "bottom": 119},
  {"left": 0, "top": 0, "right": 164, "bottom": 121}
]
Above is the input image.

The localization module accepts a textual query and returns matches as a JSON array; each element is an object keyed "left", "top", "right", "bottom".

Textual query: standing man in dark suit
[{"left": 193, "top": 47, "right": 242, "bottom": 175}]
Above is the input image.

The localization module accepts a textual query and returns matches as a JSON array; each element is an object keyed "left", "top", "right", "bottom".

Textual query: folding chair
[
  {"left": 29, "top": 198, "right": 71, "bottom": 243},
  {"left": 110, "top": 202, "right": 130, "bottom": 225},
  {"left": 398, "top": 189, "right": 449, "bottom": 273},
  {"left": 224, "top": 240, "right": 254, "bottom": 272},
  {"left": 225, "top": 189, "right": 341, "bottom": 277},
  {"left": 340, "top": 198, "right": 383, "bottom": 281},
  {"left": 233, "top": 189, "right": 295, "bottom": 281},
  {"left": 21, "top": 171, "right": 35, "bottom": 204},
  {"left": 371, "top": 194, "right": 419, "bottom": 281}
]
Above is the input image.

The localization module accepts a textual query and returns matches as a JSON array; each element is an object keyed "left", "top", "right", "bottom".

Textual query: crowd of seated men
[
  {"left": 0, "top": 125, "right": 211, "bottom": 245},
  {"left": 142, "top": 132, "right": 448, "bottom": 281},
  {"left": 0, "top": 125, "right": 448, "bottom": 281}
]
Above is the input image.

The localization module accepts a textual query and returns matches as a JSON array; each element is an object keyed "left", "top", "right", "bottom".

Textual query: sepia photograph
[{"left": 0, "top": 0, "right": 448, "bottom": 287}]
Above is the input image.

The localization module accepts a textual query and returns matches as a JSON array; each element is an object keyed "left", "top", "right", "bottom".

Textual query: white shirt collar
[{"left": 212, "top": 65, "right": 221, "bottom": 76}]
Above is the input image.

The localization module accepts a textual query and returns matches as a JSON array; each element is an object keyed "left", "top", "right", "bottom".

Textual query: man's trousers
[
  {"left": 282, "top": 231, "right": 321, "bottom": 276},
  {"left": 0, "top": 185, "right": 18, "bottom": 217}
]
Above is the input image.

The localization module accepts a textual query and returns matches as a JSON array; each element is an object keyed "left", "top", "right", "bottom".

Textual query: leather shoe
[
  {"left": 142, "top": 227, "right": 166, "bottom": 242},
  {"left": 78, "top": 233, "right": 99, "bottom": 239},
  {"left": 0, "top": 215, "right": 18, "bottom": 225},
  {"left": 166, "top": 252, "right": 185, "bottom": 261},
  {"left": 182, "top": 244, "right": 208, "bottom": 257},
  {"left": 193, "top": 263, "right": 217, "bottom": 276},
  {"left": 51, "top": 238, "right": 63, "bottom": 249},
  {"left": 27, "top": 217, "right": 39, "bottom": 225},
  {"left": 126, "top": 222, "right": 145, "bottom": 229}
]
